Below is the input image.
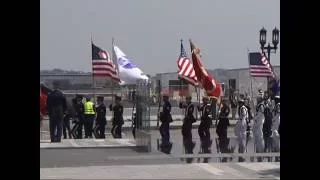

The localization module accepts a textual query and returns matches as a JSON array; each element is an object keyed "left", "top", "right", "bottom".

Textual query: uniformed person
[
  {"left": 83, "top": 96, "right": 96, "bottom": 138},
  {"left": 235, "top": 99, "right": 248, "bottom": 162},
  {"left": 70, "top": 97, "right": 79, "bottom": 139},
  {"left": 179, "top": 96, "right": 196, "bottom": 139},
  {"left": 263, "top": 96, "right": 273, "bottom": 159},
  {"left": 74, "top": 95, "right": 85, "bottom": 139},
  {"left": 132, "top": 111, "right": 137, "bottom": 138},
  {"left": 197, "top": 97, "right": 213, "bottom": 163},
  {"left": 94, "top": 96, "right": 107, "bottom": 138},
  {"left": 62, "top": 98, "right": 73, "bottom": 139},
  {"left": 230, "top": 92, "right": 237, "bottom": 120},
  {"left": 253, "top": 94, "right": 265, "bottom": 161},
  {"left": 179, "top": 96, "right": 196, "bottom": 162},
  {"left": 244, "top": 99, "right": 253, "bottom": 137},
  {"left": 46, "top": 81, "right": 67, "bottom": 142},
  {"left": 159, "top": 95, "right": 172, "bottom": 144},
  {"left": 109, "top": 95, "right": 124, "bottom": 138},
  {"left": 197, "top": 96, "right": 212, "bottom": 141},
  {"left": 271, "top": 96, "right": 280, "bottom": 161},
  {"left": 216, "top": 99, "right": 230, "bottom": 139}
]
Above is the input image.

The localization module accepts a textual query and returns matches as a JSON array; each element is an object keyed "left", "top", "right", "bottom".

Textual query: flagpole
[
  {"left": 111, "top": 37, "right": 116, "bottom": 103},
  {"left": 247, "top": 48, "right": 253, "bottom": 100},
  {"left": 196, "top": 86, "right": 199, "bottom": 120},
  {"left": 91, "top": 35, "right": 96, "bottom": 104},
  {"left": 179, "top": 39, "right": 184, "bottom": 118}
]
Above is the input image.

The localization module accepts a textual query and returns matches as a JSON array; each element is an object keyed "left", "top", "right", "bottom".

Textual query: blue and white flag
[{"left": 113, "top": 45, "right": 148, "bottom": 85}]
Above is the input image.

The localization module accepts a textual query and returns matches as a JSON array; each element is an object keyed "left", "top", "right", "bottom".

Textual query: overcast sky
[{"left": 40, "top": 0, "right": 280, "bottom": 75}]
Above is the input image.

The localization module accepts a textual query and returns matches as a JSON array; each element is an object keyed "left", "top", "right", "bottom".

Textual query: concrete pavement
[
  {"left": 40, "top": 139, "right": 136, "bottom": 149},
  {"left": 40, "top": 118, "right": 239, "bottom": 132},
  {"left": 40, "top": 162, "right": 280, "bottom": 179}
]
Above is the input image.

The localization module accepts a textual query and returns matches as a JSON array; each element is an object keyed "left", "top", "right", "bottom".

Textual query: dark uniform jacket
[
  {"left": 46, "top": 90, "right": 67, "bottom": 118},
  {"left": 218, "top": 104, "right": 230, "bottom": 127},
  {"left": 96, "top": 103, "right": 107, "bottom": 124},
  {"left": 180, "top": 102, "right": 196, "bottom": 124},
  {"left": 198, "top": 104, "right": 212, "bottom": 124},
  {"left": 110, "top": 104, "right": 124, "bottom": 125},
  {"left": 160, "top": 101, "right": 173, "bottom": 123}
]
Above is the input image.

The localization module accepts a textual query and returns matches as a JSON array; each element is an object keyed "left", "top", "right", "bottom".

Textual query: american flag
[
  {"left": 92, "top": 43, "right": 120, "bottom": 81},
  {"left": 177, "top": 40, "right": 198, "bottom": 86},
  {"left": 249, "top": 52, "right": 274, "bottom": 77}
]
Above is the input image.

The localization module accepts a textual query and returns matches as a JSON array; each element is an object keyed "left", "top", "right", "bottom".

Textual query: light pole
[{"left": 259, "top": 27, "right": 279, "bottom": 97}]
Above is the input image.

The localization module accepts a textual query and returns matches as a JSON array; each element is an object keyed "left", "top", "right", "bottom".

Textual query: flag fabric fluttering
[
  {"left": 249, "top": 52, "right": 274, "bottom": 77},
  {"left": 271, "top": 78, "right": 280, "bottom": 96},
  {"left": 113, "top": 45, "right": 148, "bottom": 85},
  {"left": 92, "top": 43, "right": 120, "bottom": 82},
  {"left": 260, "top": 52, "right": 275, "bottom": 78},
  {"left": 261, "top": 52, "right": 280, "bottom": 95},
  {"left": 189, "top": 39, "right": 221, "bottom": 99},
  {"left": 177, "top": 40, "right": 198, "bottom": 86}
]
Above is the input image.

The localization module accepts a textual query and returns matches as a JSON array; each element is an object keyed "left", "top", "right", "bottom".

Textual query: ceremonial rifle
[{"left": 156, "top": 80, "right": 161, "bottom": 128}]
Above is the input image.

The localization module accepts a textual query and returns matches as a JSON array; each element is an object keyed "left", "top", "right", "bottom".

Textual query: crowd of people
[
  {"left": 40, "top": 82, "right": 124, "bottom": 142},
  {"left": 40, "top": 82, "right": 280, "bottom": 162}
]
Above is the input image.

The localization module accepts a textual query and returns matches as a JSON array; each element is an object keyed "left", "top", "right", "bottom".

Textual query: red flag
[
  {"left": 189, "top": 39, "right": 221, "bottom": 99},
  {"left": 40, "top": 87, "right": 47, "bottom": 116}
]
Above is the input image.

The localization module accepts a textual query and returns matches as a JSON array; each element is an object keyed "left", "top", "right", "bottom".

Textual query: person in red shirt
[
  {"left": 40, "top": 83, "right": 51, "bottom": 127},
  {"left": 40, "top": 87, "right": 47, "bottom": 127}
]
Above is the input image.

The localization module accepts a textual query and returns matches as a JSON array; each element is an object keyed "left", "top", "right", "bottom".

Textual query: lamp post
[{"left": 259, "top": 27, "right": 279, "bottom": 97}]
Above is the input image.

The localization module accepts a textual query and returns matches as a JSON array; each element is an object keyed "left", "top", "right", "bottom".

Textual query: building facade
[
  {"left": 41, "top": 65, "right": 280, "bottom": 99},
  {"left": 152, "top": 66, "right": 280, "bottom": 99}
]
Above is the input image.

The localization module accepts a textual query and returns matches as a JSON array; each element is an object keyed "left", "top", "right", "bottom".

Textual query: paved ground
[
  {"left": 40, "top": 125, "right": 280, "bottom": 179},
  {"left": 40, "top": 139, "right": 136, "bottom": 149},
  {"left": 41, "top": 129, "right": 278, "bottom": 159},
  {"left": 40, "top": 162, "right": 280, "bottom": 179},
  {"left": 40, "top": 118, "right": 239, "bottom": 132}
]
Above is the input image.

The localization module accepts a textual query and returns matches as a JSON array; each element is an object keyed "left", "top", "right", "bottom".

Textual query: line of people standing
[
  {"left": 43, "top": 82, "right": 124, "bottom": 142},
  {"left": 71, "top": 95, "right": 124, "bottom": 140},
  {"left": 158, "top": 92, "right": 280, "bottom": 162}
]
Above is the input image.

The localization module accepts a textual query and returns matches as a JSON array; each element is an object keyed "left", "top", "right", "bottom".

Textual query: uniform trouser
[
  {"left": 264, "top": 136, "right": 273, "bottom": 153},
  {"left": 111, "top": 123, "right": 116, "bottom": 138},
  {"left": 218, "top": 137, "right": 230, "bottom": 162},
  {"left": 183, "top": 136, "right": 195, "bottom": 153},
  {"left": 95, "top": 122, "right": 106, "bottom": 138},
  {"left": 253, "top": 118, "right": 265, "bottom": 152},
  {"left": 216, "top": 118, "right": 228, "bottom": 139},
  {"left": 236, "top": 134, "right": 246, "bottom": 162},
  {"left": 77, "top": 115, "right": 84, "bottom": 139},
  {"left": 273, "top": 134, "right": 280, "bottom": 162},
  {"left": 237, "top": 134, "right": 246, "bottom": 154},
  {"left": 132, "top": 125, "right": 136, "bottom": 139},
  {"left": 49, "top": 113, "right": 64, "bottom": 142},
  {"left": 84, "top": 115, "right": 95, "bottom": 138},
  {"left": 183, "top": 135, "right": 195, "bottom": 163},
  {"left": 114, "top": 124, "right": 122, "bottom": 138},
  {"left": 160, "top": 122, "right": 170, "bottom": 143},
  {"left": 71, "top": 122, "right": 79, "bottom": 139},
  {"left": 200, "top": 136, "right": 212, "bottom": 163},
  {"left": 231, "top": 108, "right": 236, "bottom": 120},
  {"left": 182, "top": 123, "right": 192, "bottom": 140},
  {"left": 254, "top": 135, "right": 265, "bottom": 153},
  {"left": 63, "top": 115, "right": 72, "bottom": 139},
  {"left": 272, "top": 134, "right": 280, "bottom": 152},
  {"left": 198, "top": 121, "right": 210, "bottom": 141}
]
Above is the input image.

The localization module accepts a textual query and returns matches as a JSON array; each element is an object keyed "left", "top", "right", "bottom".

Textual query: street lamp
[{"left": 259, "top": 27, "right": 280, "bottom": 97}]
